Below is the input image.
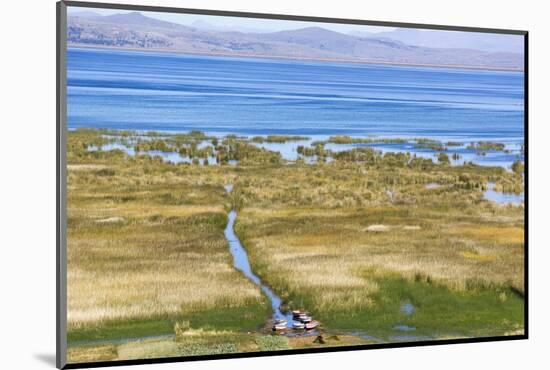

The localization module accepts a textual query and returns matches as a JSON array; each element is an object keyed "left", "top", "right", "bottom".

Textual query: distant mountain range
[
  {"left": 349, "top": 28, "right": 523, "bottom": 54},
  {"left": 67, "top": 12, "right": 524, "bottom": 71}
]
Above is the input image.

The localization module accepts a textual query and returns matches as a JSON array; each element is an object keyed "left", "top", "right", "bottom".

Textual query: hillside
[{"left": 67, "top": 12, "right": 523, "bottom": 70}]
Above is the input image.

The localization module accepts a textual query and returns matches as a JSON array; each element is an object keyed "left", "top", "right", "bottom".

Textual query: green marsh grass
[{"left": 66, "top": 129, "right": 524, "bottom": 362}]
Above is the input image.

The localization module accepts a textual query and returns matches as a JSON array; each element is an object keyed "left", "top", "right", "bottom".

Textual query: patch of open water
[{"left": 483, "top": 182, "right": 524, "bottom": 205}]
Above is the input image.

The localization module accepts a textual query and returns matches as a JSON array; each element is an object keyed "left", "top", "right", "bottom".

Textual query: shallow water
[
  {"left": 394, "top": 324, "right": 417, "bottom": 331},
  {"left": 88, "top": 142, "right": 135, "bottom": 156},
  {"left": 223, "top": 185, "right": 294, "bottom": 327},
  {"left": 224, "top": 210, "right": 293, "bottom": 326},
  {"left": 483, "top": 182, "right": 524, "bottom": 205},
  {"left": 251, "top": 140, "right": 311, "bottom": 161},
  {"left": 88, "top": 142, "right": 218, "bottom": 165},
  {"left": 389, "top": 334, "right": 433, "bottom": 342},
  {"left": 401, "top": 303, "right": 415, "bottom": 315},
  {"left": 88, "top": 132, "right": 522, "bottom": 169}
]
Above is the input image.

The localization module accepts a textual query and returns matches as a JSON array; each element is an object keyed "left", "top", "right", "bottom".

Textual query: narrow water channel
[
  {"left": 222, "top": 185, "right": 430, "bottom": 340},
  {"left": 223, "top": 186, "right": 294, "bottom": 328}
]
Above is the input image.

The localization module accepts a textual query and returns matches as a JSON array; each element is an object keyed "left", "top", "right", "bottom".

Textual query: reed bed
[
  {"left": 67, "top": 150, "right": 269, "bottom": 344},
  {"left": 66, "top": 129, "right": 524, "bottom": 361},
  {"left": 233, "top": 162, "right": 524, "bottom": 337}
]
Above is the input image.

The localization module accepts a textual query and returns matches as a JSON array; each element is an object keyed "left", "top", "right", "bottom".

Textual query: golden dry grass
[
  {"left": 67, "top": 158, "right": 268, "bottom": 339},
  {"left": 450, "top": 225, "right": 524, "bottom": 245},
  {"left": 66, "top": 129, "right": 524, "bottom": 359},
  {"left": 67, "top": 345, "right": 118, "bottom": 363},
  {"left": 239, "top": 204, "right": 524, "bottom": 295},
  {"left": 232, "top": 162, "right": 524, "bottom": 336}
]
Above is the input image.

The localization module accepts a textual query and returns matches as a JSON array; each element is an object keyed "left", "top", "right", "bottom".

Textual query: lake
[{"left": 67, "top": 47, "right": 525, "bottom": 168}]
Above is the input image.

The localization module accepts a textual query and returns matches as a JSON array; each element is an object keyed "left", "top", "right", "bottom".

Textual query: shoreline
[{"left": 68, "top": 43, "right": 524, "bottom": 73}]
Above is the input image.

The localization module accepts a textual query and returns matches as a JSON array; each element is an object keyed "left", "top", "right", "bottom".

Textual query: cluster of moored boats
[{"left": 272, "top": 310, "right": 320, "bottom": 331}]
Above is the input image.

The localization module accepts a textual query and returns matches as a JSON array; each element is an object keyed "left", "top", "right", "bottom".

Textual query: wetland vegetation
[{"left": 66, "top": 128, "right": 525, "bottom": 363}]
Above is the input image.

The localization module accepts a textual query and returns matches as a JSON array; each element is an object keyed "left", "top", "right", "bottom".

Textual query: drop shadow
[{"left": 34, "top": 353, "right": 56, "bottom": 367}]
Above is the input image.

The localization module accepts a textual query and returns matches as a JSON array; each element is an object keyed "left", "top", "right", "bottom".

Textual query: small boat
[
  {"left": 292, "top": 310, "right": 304, "bottom": 318},
  {"left": 272, "top": 318, "right": 288, "bottom": 331},
  {"left": 292, "top": 321, "right": 305, "bottom": 329},
  {"left": 298, "top": 315, "right": 312, "bottom": 323},
  {"left": 305, "top": 320, "right": 320, "bottom": 330},
  {"left": 273, "top": 323, "right": 287, "bottom": 331}
]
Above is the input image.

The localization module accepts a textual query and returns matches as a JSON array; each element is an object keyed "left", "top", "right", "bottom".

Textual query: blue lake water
[
  {"left": 67, "top": 47, "right": 524, "bottom": 168},
  {"left": 483, "top": 182, "right": 524, "bottom": 205}
]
